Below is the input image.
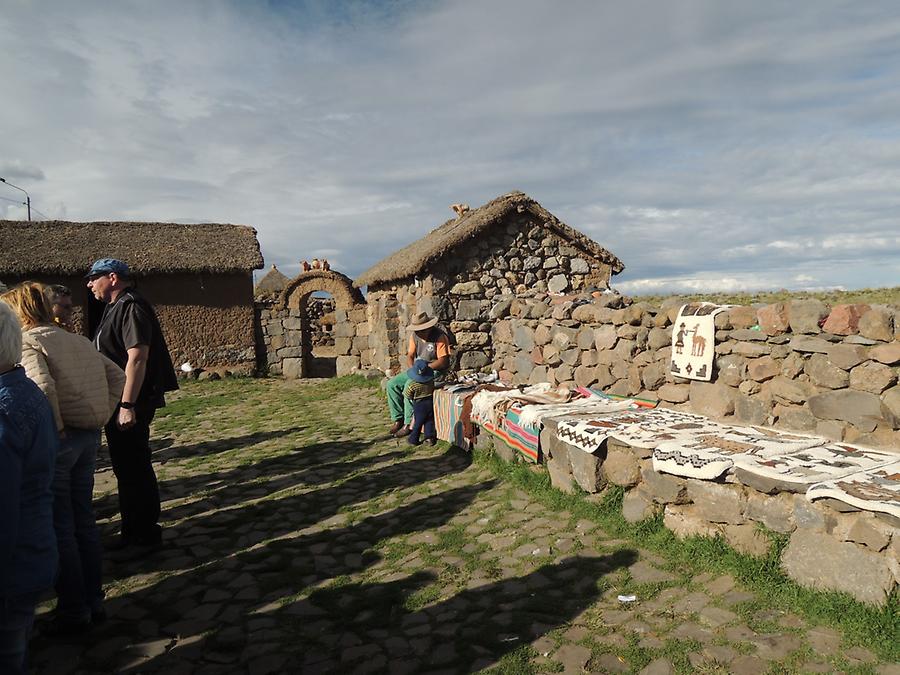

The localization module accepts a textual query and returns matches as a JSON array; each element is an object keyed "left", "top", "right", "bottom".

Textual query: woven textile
[
  {"left": 652, "top": 426, "right": 826, "bottom": 480},
  {"left": 515, "top": 396, "right": 637, "bottom": 430},
  {"left": 608, "top": 408, "right": 728, "bottom": 449},
  {"left": 670, "top": 302, "right": 729, "bottom": 382},
  {"left": 433, "top": 387, "right": 470, "bottom": 449},
  {"left": 807, "top": 461, "right": 900, "bottom": 519},
  {"left": 556, "top": 410, "right": 653, "bottom": 454},
  {"left": 733, "top": 443, "right": 897, "bottom": 493}
]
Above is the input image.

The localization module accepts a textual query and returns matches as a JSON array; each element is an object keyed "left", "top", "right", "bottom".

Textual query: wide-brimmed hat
[
  {"left": 406, "top": 311, "right": 438, "bottom": 332},
  {"left": 407, "top": 358, "right": 435, "bottom": 383}
]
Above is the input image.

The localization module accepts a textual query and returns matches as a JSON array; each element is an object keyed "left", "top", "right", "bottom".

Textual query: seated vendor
[{"left": 387, "top": 311, "right": 451, "bottom": 437}]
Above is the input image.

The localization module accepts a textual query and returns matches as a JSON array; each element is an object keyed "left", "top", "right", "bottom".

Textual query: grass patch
[{"left": 472, "top": 444, "right": 900, "bottom": 662}]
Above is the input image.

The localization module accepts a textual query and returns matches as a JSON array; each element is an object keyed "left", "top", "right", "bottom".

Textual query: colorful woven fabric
[
  {"left": 433, "top": 387, "right": 473, "bottom": 449},
  {"left": 807, "top": 461, "right": 900, "bottom": 519},
  {"left": 501, "top": 406, "right": 541, "bottom": 462}
]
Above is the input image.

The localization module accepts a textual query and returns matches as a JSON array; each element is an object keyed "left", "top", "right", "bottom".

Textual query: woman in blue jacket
[{"left": 0, "top": 300, "right": 58, "bottom": 674}]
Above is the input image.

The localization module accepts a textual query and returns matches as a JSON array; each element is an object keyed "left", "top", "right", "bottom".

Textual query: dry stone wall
[
  {"left": 491, "top": 293, "right": 900, "bottom": 446},
  {"left": 369, "top": 216, "right": 613, "bottom": 375}
]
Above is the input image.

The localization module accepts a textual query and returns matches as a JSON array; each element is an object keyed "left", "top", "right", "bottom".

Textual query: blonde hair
[
  {"left": 0, "top": 281, "right": 53, "bottom": 329},
  {"left": 0, "top": 300, "right": 22, "bottom": 367}
]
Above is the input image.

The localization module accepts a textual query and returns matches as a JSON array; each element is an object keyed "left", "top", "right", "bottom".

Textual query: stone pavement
[{"left": 29, "top": 379, "right": 898, "bottom": 674}]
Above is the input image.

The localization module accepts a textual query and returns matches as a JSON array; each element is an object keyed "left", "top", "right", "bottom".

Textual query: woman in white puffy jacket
[{"left": 0, "top": 282, "right": 124, "bottom": 635}]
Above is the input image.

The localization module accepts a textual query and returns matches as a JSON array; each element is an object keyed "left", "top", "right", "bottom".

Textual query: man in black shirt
[{"left": 86, "top": 259, "right": 177, "bottom": 553}]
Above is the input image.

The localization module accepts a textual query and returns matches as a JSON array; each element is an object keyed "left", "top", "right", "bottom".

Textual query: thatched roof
[
  {"left": 254, "top": 264, "right": 290, "bottom": 300},
  {"left": 355, "top": 191, "right": 624, "bottom": 288},
  {"left": 0, "top": 220, "right": 264, "bottom": 276}
]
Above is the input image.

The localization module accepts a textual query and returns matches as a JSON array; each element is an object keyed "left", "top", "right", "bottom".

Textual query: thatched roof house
[
  {"left": 0, "top": 220, "right": 264, "bottom": 373},
  {"left": 356, "top": 191, "right": 625, "bottom": 374},
  {"left": 0, "top": 220, "right": 262, "bottom": 276},
  {"left": 356, "top": 191, "right": 623, "bottom": 288}
]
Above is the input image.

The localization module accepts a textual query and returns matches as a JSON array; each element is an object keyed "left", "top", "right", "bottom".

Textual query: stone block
[
  {"left": 548, "top": 274, "right": 568, "bottom": 294},
  {"left": 512, "top": 323, "right": 535, "bottom": 350},
  {"left": 568, "top": 448, "right": 606, "bottom": 493},
  {"left": 734, "top": 393, "right": 770, "bottom": 426},
  {"left": 573, "top": 365, "right": 598, "bottom": 388},
  {"left": 641, "top": 362, "right": 667, "bottom": 390},
  {"left": 782, "top": 530, "right": 895, "bottom": 605},
  {"left": 773, "top": 404, "right": 818, "bottom": 432},
  {"left": 282, "top": 358, "right": 302, "bottom": 379},
  {"left": 603, "top": 447, "right": 641, "bottom": 487},
  {"left": 843, "top": 514, "right": 891, "bottom": 552},
  {"left": 849, "top": 361, "right": 897, "bottom": 394},
  {"left": 732, "top": 342, "right": 771, "bottom": 357},
  {"left": 492, "top": 437, "right": 518, "bottom": 463},
  {"left": 792, "top": 497, "right": 837, "bottom": 533},
  {"left": 657, "top": 383, "right": 689, "bottom": 403},
  {"left": 767, "top": 376, "right": 816, "bottom": 405},
  {"left": 790, "top": 336, "right": 832, "bottom": 354},
  {"left": 456, "top": 299, "right": 485, "bottom": 320},
  {"left": 663, "top": 504, "right": 720, "bottom": 539},
  {"left": 641, "top": 466, "right": 689, "bottom": 504},
  {"left": 747, "top": 356, "right": 780, "bottom": 382},
  {"left": 593, "top": 325, "right": 618, "bottom": 350},
  {"left": 822, "top": 304, "right": 871, "bottom": 335},
  {"left": 648, "top": 327, "right": 671, "bottom": 350},
  {"left": 858, "top": 307, "right": 894, "bottom": 341},
  {"left": 788, "top": 299, "right": 827, "bottom": 334},
  {"left": 560, "top": 348, "right": 580, "bottom": 366},
  {"left": 726, "top": 306, "right": 758, "bottom": 329},
  {"left": 528, "top": 365, "right": 549, "bottom": 385},
  {"left": 870, "top": 341, "right": 900, "bottom": 365},
  {"left": 686, "top": 481, "right": 746, "bottom": 524},
  {"left": 450, "top": 281, "right": 483, "bottom": 295},
  {"left": 336, "top": 355, "right": 360, "bottom": 376},
  {"left": 758, "top": 303, "right": 790, "bottom": 336},
  {"left": 546, "top": 455, "right": 576, "bottom": 494},
  {"left": 622, "top": 489, "right": 657, "bottom": 523},
  {"left": 689, "top": 381, "right": 736, "bottom": 419},
  {"left": 807, "top": 389, "right": 888, "bottom": 432},
  {"left": 459, "top": 351, "right": 490, "bottom": 370},
  {"left": 722, "top": 523, "right": 770, "bottom": 557},
  {"left": 883, "top": 386, "right": 900, "bottom": 424},
  {"left": 804, "top": 353, "right": 850, "bottom": 388},
  {"left": 454, "top": 331, "right": 490, "bottom": 349},
  {"left": 745, "top": 491, "right": 795, "bottom": 533},
  {"left": 491, "top": 320, "right": 513, "bottom": 344}
]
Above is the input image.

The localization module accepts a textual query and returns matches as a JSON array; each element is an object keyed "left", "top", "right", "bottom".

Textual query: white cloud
[{"left": 1, "top": 0, "right": 900, "bottom": 291}]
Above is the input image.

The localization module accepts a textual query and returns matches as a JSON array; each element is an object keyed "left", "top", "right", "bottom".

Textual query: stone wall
[
  {"left": 490, "top": 293, "right": 900, "bottom": 446},
  {"left": 306, "top": 297, "right": 336, "bottom": 349},
  {"left": 367, "top": 214, "right": 614, "bottom": 376},
  {"left": 524, "top": 418, "right": 900, "bottom": 606}
]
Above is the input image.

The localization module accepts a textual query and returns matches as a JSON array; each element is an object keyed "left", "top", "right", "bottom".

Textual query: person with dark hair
[
  {"left": 403, "top": 358, "right": 437, "bottom": 446},
  {"left": 85, "top": 259, "right": 178, "bottom": 556},
  {"left": 2, "top": 281, "right": 125, "bottom": 635},
  {"left": 0, "top": 300, "right": 58, "bottom": 673}
]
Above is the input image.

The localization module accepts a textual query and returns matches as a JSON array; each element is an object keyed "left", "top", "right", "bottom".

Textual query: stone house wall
[
  {"left": 366, "top": 214, "right": 614, "bottom": 376},
  {"left": 490, "top": 293, "right": 900, "bottom": 446}
]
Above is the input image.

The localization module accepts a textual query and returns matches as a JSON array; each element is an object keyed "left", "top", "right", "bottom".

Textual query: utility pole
[{"left": 0, "top": 177, "right": 31, "bottom": 221}]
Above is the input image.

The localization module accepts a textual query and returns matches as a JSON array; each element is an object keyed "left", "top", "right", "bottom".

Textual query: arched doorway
[{"left": 278, "top": 270, "right": 365, "bottom": 378}]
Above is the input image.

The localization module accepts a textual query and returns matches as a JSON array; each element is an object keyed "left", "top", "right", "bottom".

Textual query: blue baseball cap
[{"left": 85, "top": 258, "right": 130, "bottom": 278}]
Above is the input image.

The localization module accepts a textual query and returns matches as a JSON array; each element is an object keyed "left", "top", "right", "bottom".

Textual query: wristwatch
[{"left": 120, "top": 401, "right": 136, "bottom": 410}]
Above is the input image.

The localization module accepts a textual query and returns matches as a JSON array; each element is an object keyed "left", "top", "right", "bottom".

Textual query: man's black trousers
[{"left": 104, "top": 403, "right": 161, "bottom": 544}]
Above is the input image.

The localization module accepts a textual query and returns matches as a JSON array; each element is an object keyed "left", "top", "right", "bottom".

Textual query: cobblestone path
[{"left": 30, "top": 379, "right": 897, "bottom": 674}]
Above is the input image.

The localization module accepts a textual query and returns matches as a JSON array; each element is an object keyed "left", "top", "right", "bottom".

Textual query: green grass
[
  {"left": 471, "top": 445, "right": 900, "bottom": 662},
  {"left": 631, "top": 286, "right": 900, "bottom": 307}
]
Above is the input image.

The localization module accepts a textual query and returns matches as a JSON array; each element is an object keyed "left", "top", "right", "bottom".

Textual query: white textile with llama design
[{"left": 669, "top": 302, "right": 730, "bottom": 382}]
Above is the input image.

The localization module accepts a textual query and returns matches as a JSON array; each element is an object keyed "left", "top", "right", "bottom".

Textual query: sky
[{"left": 1, "top": 0, "right": 899, "bottom": 294}]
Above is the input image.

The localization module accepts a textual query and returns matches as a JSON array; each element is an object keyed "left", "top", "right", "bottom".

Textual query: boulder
[
  {"left": 726, "top": 306, "right": 758, "bottom": 329},
  {"left": 686, "top": 481, "right": 746, "bottom": 525},
  {"left": 593, "top": 325, "right": 618, "bottom": 350},
  {"left": 789, "top": 335, "right": 833, "bottom": 354},
  {"left": 804, "top": 353, "right": 850, "bottom": 389},
  {"left": 822, "top": 304, "right": 870, "bottom": 335},
  {"left": 782, "top": 530, "right": 895, "bottom": 605},
  {"left": 641, "top": 362, "right": 667, "bottom": 390},
  {"left": 513, "top": 324, "right": 535, "bottom": 351},
  {"left": 734, "top": 393, "right": 770, "bottom": 426},
  {"left": 546, "top": 455, "right": 576, "bottom": 494},
  {"left": 663, "top": 504, "right": 719, "bottom": 539},
  {"left": 603, "top": 447, "right": 641, "bottom": 487},
  {"left": 869, "top": 341, "right": 900, "bottom": 365},
  {"left": 807, "top": 389, "right": 886, "bottom": 432},
  {"left": 747, "top": 356, "right": 780, "bottom": 382},
  {"left": 849, "top": 362, "right": 897, "bottom": 394},
  {"left": 732, "top": 342, "right": 771, "bottom": 357},
  {"left": 825, "top": 343, "right": 866, "bottom": 370},
  {"left": 641, "top": 466, "right": 689, "bottom": 504},
  {"left": 757, "top": 303, "right": 790, "bottom": 336},
  {"left": 843, "top": 514, "right": 891, "bottom": 552},
  {"left": 689, "top": 381, "right": 736, "bottom": 418},
  {"left": 648, "top": 327, "right": 671, "bottom": 350},
  {"left": 459, "top": 351, "right": 490, "bottom": 370},
  {"left": 858, "top": 307, "right": 894, "bottom": 341},
  {"left": 716, "top": 354, "right": 747, "bottom": 387},
  {"left": 568, "top": 449, "right": 606, "bottom": 493},
  {"left": 883, "top": 386, "right": 900, "bottom": 424},
  {"left": 774, "top": 404, "right": 818, "bottom": 432},
  {"left": 788, "top": 299, "right": 828, "bottom": 334},
  {"left": 767, "top": 376, "right": 816, "bottom": 405},
  {"left": 722, "top": 523, "right": 770, "bottom": 557},
  {"left": 573, "top": 364, "right": 598, "bottom": 388},
  {"left": 548, "top": 274, "right": 569, "bottom": 294},
  {"left": 745, "top": 491, "right": 795, "bottom": 533},
  {"left": 450, "top": 281, "right": 483, "bottom": 295},
  {"left": 489, "top": 297, "right": 513, "bottom": 319},
  {"left": 335, "top": 355, "right": 360, "bottom": 376},
  {"left": 657, "top": 383, "right": 689, "bottom": 403}
]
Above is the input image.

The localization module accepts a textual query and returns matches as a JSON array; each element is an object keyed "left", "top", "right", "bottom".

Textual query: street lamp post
[{"left": 0, "top": 177, "right": 31, "bottom": 221}]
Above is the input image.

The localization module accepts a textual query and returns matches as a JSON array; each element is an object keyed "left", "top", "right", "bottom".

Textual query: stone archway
[{"left": 277, "top": 270, "right": 365, "bottom": 378}]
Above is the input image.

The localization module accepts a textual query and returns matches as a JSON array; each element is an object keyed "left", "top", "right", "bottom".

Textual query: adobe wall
[
  {"left": 367, "top": 214, "right": 613, "bottom": 376},
  {"left": 491, "top": 293, "right": 900, "bottom": 446},
  {"left": 0, "top": 271, "right": 257, "bottom": 373}
]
